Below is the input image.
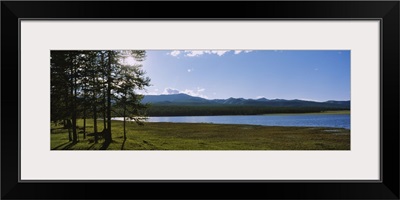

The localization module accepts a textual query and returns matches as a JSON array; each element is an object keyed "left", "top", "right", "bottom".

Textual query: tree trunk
[
  {"left": 83, "top": 83, "right": 87, "bottom": 140},
  {"left": 106, "top": 51, "right": 112, "bottom": 143},
  {"left": 67, "top": 119, "right": 72, "bottom": 141},
  {"left": 103, "top": 89, "right": 107, "bottom": 130},
  {"left": 65, "top": 84, "right": 71, "bottom": 141},
  {"left": 93, "top": 108, "right": 98, "bottom": 143},
  {"left": 93, "top": 77, "right": 98, "bottom": 143},
  {"left": 83, "top": 109, "right": 86, "bottom": 139},
  {"left": 101, "top": 52, "right": 107, "bottom": 131},
  {"left": 72, "top": 66, "right": 78, "bottom": 142},
  {"left": 123, "top": 105, "right": 126, "bottom": 140}
]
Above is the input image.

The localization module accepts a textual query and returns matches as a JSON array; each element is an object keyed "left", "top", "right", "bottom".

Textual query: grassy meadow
[{"left": 51, "top": 119, "right": 350, "bottom": 150}]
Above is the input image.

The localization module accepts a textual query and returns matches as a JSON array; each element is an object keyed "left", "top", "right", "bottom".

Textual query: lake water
[{"left": 144, "top": 114, "right": 350, "bottom": 129}]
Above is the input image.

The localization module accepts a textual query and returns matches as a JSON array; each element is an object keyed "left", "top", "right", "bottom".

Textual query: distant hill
[
  {"left": 142, "top": 93, "right": 350, "bottom": 109},
  {"left": 142, "top": 93, "right": 208, "bottom": 104}
]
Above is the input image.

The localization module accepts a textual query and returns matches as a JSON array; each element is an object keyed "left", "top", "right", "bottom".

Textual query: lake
[{"left": 143, "top": 114, "right": 350, "bottom": 129}]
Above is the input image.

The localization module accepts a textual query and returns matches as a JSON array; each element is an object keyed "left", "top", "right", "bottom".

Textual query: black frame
[{"left": 2, "top": 1, "right": 399, "bottom": 199}]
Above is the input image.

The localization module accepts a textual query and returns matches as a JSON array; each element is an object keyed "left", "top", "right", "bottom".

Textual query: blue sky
[{"left": 129, "top": 50, "right": 350, "bottom": 102}]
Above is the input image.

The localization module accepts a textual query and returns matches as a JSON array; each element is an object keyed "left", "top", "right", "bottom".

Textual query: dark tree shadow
[
  {"left": 50, "top": 127, "right": 67, "bottom": 134},
  {"left": 52, "top": 141, "right": 70, "bottom": 150},
  {"left": 61, "top": 141, "right": 78, "bottom": 150},
  {"left": 100, "top": 141, "right": 111, "bottom": 150},
  {"left": 121, "top": 139, "right": 126, "bottom": 150},
  {"left": 87, "top": 143, "right": 97, "bottom": 150}
]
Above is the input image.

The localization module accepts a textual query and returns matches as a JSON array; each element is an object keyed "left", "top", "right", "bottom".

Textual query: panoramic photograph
[{"left": 51, "top": 50, "right": 350, "bottom": 150}]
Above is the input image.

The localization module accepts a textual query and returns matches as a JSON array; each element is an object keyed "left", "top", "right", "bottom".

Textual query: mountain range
[{"left": 142, "top": 93, "right": 350, "bottom": 109}]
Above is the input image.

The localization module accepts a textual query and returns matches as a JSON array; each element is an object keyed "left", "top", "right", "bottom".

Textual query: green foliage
[
  {"left": 114, "top": 64, "right": 150, "bottom": 123},
  {"left": 51, "top": 50, "right": 150, "bottom": 141}
]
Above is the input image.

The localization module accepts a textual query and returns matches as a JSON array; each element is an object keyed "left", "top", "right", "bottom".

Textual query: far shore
[{"left": 261, "top": 110, "right": 350, "bottom": 116}]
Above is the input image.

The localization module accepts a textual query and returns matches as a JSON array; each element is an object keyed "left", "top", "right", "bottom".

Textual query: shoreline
[
  {"left": 112, "top": 110, "right": 350, "bottom": 118},
  {"left": 141, "top": 121, "right": 351, "bottom": 130},
  {"left": 111, "top": 110, "right": 350, "bottom": 130}
]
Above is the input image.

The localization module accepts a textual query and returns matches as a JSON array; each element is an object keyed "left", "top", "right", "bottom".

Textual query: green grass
[{"left": 51, "top": 119, "right": 350, "bottom": 150}]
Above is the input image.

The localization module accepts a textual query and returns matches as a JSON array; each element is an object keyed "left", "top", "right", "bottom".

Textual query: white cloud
[
  {"left": 234, "top": 50, "right": 252, "bottom": 55},
  {"left": 163, "top": 88, "right": 180, "bottom": 95},
  {"left": 167, "top": 50, "right": 254, "bottom": 57},
  {"left": 182, "top": 88, "right": 208, "bottom": 99},
  {"left": 256, "top": 96, "right": 266, "bottom": 99},
  {"left": 184, "top": 50, "right": 231, "bottom": 57},
  {"left": 169, "top": 50, "right": 181, "bottom": 57},
  {"left": 210, "top": 50, "right": 229, "bottom": 56},
  {"left": 187, "top": 68, "right": 193, "bottom": 72},
  {"left": 161, "top": 87, "right": 207, "bottom": 98},
  {"left": 185, "top": 51, "right": 207, "bottom": 57}
]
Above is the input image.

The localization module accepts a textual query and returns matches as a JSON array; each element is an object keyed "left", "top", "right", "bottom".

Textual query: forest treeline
[
  {"left": 145, "top": 105, "right": 349, "bottom": 116},
  {"left": 51, "top": 50, "right": 150, "bottom": 143}
]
